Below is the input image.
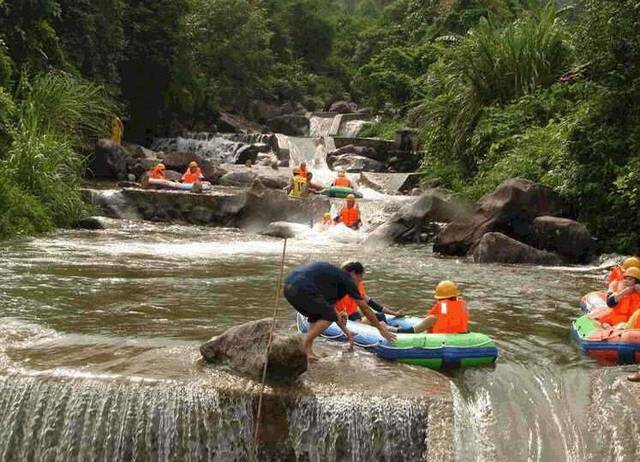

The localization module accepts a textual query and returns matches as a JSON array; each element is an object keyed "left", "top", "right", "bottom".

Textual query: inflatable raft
[
  {"left": 319, "top": 186, "right": 363, "bottom": 199},
  {"left": 296, "top": 313, "right": 498, "bottom": 369},
  {"left": 580, "top": 290, "right": 608, "bottom": 313},
  {"left": 572, "top": 314, "right": 640, "bottom": 364},
  {"left": 147, "top": 178, "right": 211, "bottom": 192}
]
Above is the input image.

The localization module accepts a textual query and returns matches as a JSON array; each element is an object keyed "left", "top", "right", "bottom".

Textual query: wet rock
[
  {"left": 329, "top": 154, "right": 383, "bottom": 173},
  {"left": 434, "top": 178, "right": 568, "bottom": 257},
  {"left": 234, "top": 144, "right": 259, "bottom": 164},
  {"left": 329, "top": 100, "right": 358, "bottom": 113},
  {"left": 366, "top": 190, "right": 463, "bottom": 245},
  {"left": 89, "top": 138, "right": 129, "bottom": 180},
  {"left": 266, "top": 115, "right": 309, "bottom": 136},
  {"left": 359, "top": 172, "right": 420, "bottom": 194},
  {"left": 117, "top": 181, "right": 141, "bottom": 189},
  {"left": 77, "top": 216, "right": 120, "bottom": 230},
  {"left": 261, "top": 221, "right": 310, "bottom": 239},
  {"left": 473, "top": 232, "right": 563, "bottom": 265},
  {"left": 200, "top": 318, "right": 307, "bottom": 383},
  {"left": 529, "top": 216, "right": 595, "bottom": 263},
  {"left": 327, "top": 144, "right": 378, "bottom": 164},
  {"left": 159, "top": 152, "right": 227, "bottom": 182},
  {"left": 218, "top": 171, "right": 258, "bottom": 187}
]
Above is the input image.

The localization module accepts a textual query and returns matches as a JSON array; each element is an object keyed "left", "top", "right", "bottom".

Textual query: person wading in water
[{"left": 284, "top": 261, "right": 396, "bottom": 363}]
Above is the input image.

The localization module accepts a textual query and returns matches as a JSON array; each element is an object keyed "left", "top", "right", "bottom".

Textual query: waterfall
[
  {"left": 339, "top": 120, "right": 368, "bottom": 138},
  {"left": 309, "top": 115, "right": 337, "bottom": 137},
  {"left": 151, "top": 137, "right": 247, "bottom": 164},
  {"left": 0, "top": 374, "right": 438, "bottom": 461}
]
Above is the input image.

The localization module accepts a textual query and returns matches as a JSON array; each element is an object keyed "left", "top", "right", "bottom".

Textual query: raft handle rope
[{"left": 252, "top": 237, "right": 288, "bottom": 462}]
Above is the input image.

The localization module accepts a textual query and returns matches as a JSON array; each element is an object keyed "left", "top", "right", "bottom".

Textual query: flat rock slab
[{"left": 359, "top": 172, "right": 420, "bottom": 194}]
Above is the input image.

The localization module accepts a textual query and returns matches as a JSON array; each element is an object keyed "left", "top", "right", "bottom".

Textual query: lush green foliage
[{"left": 0, "top": 73, "right": 115, "bottom": 239}]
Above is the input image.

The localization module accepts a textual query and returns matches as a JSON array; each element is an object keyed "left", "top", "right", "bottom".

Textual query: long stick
[{"left": 252, "top": 237, "right": 288, "bottom": 461}]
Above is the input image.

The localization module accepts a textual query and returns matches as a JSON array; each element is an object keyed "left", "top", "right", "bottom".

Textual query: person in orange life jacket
[
  {"left": 293, "top": 162, "right": 309, "bottom": 179},
  {"left": 283, "top": 261, "right": 396, "bottom": 363},
  {"left": 396, "top": 280, "right": 469, "bottom": 334},
  {"left": 332, "top": 169, "right": 352, "bottom": 188},
  {"left": 590, "top": 267, "right": 640, "bottom": 328},
  {"left": 150, "top": 163, "right": 166, "bottom": 180},
  {"left": 334, "top": 194, "right": 361, "bottom": 230},
  {"left": 335, "top": 261, "right": 405, "bottom": 323},
  {"left": 607, "top": 256, "right": 640, "bottom": 290},
  {"left": 182, "top": 161, "right": 204, "bottom": 184}
]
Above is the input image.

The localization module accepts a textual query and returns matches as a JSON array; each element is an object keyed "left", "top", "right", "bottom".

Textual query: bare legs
[{"left": 304, "top": 320, "right": 332, "bottom": 364}]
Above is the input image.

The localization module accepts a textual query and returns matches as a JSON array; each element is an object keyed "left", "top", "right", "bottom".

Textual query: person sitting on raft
[
  {"left": 334, "top": 194, "right": 361, "bottom": 230},
  {"left": 293, "top": 162, "right": 309, "bottom": 179},
  {"left": 332, "top": 169, "right": 352, "bottom": 188},
  {"left": 284, "top": 261, "right": 396, "bottom": 363},
  {"left": 150, "top": 163, "right": 166, "bottom": 180},
  {"left": 396, "top": 280, "right": 469, "bottom": 334},
  {"left": 288, "top": 169, "right": 308, "bottom": 198},
  {"left": 182, "top": 161, "right": 204, "bottom": 184},
  {"left": 590, "top": 267, "right": 640, "bottom": 328},
  {"left": 607, "top": 256, "right": 640, "bottom": 289},
  {"left": 336, "top": 261, "right": 404, "bottom": 323}
]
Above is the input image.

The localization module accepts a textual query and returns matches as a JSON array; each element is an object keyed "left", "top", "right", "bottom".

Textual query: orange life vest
[
  {"left": 608, "top": 266, "right": 624, "bottom": 284},
  {"left": 182, "top": 167, "right": 203, "bottom": 184},
  {"left": 427, "top": 299, "right": 469, "bottom": 334},
  {"left": 599, "top": 292, "right": 640, "bottom": 325},
  {"left": 339, "top": 205, "right": 360, "bottom": 228},
  {"left": 150, "top": 165, "right": 166, "bottom": 180},
  {"left": 335, "top": 281, "right": 366, "bottom": 316},
  {"left": 293, "top": 167, "right": 309, "bottom": 179},
  {"left": 332, "top": 177, "right": 352, "bottom": 188}
]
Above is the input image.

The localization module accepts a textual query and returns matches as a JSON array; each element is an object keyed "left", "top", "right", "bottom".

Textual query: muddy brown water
[{"left": 1, "top": 221, "right": 639, "bottom": 461}]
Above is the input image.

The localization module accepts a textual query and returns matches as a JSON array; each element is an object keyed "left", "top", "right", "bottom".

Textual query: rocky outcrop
[
  {"left": 217, "top": 112, "right": 267, "bottom": 133},
  {"left": 366, "top": 190, "right": 463, "bottom": 244},
  {"left": 218, "top": 171, "right": 258, "bottom": 187},
  {"left": 88, "top": 139, "right": 129, "bottom": 180},
  {"left": 85, "top": 183, "right": 329, "bottom": 230},
  {"left": 528, "top": 216, "right": 594, "bottom": 263},
  {"left": 473, "top": 232, "right": 563, "bottom": 265},
  {"left": 329, "top": 154, "right": 383, "bottom": 172},
  {"left": 434, "top": 178, "right": 568, "bottom": 257},
  {"left": 329, "top": 100, "right": 358, "bottom": 113},
  {"left": 433, "top": 178, "right": 594, "bottom": 265},
  {"left": 260, "top": 221, "right": 310, "bottom": 239},
  {"left": 159, "top": 151, "right": 228, "bottom": 182},
  {"left": 359, "top": 172, "right": 420, "bottom": 194},
  {"left": 200, "top": 318, "right": 307, "bottom": 383},
  {"left": 266, "top": 115, "right": 309, "bottom": 136}
]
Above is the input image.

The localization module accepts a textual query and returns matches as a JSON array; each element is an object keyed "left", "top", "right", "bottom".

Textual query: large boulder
[
  {"left": 159, "top": 151, "right": 227, "bottom": 182},
  {"left": 249, "top": 100, "right": 283, "bottom": 123},
  {"left": 329, "top": 154, "right": 383, "bottom": 173},
  {"left": 217, "top": 112, "right": 267, "bottom": 133},
  {"left": 200, "top": 319, "right": 307, "bottom": 383},
  {"left": 434, "top": 178, "right": 568, "bottom": 256},
  {"left": 366, "top": 190, "right": 463, "bottom": 244},
  {"left": 89, "top": 138, "right": 129, "bottom": 180},
  {"left": 77, "top": 216, "right": 121, "bottom": 230},
  {"left": 473, "top": 232, "right": 563, "bottom": 265},
  {"left": 267, "top": 115, "right": 309, "bottom": 136},
  {"left": 329, "top": 100, "right": 358, "bottom": 113},
  {"left": 528, "top": 216, "right": 594, "bottom": 263},
  {"left": 218, "top": 170, "right": 258, "bottom": 187}
]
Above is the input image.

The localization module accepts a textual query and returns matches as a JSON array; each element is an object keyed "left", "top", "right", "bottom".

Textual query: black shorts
[{"left": 284, "top": 283, "right": 337, "bottom": 324}]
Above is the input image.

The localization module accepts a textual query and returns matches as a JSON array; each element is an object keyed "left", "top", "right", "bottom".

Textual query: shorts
[
  {"left": 284, "top": 283, "right": 337, "bottom": 324},
  {"left": 348, "top": 311, "right": 387, "bottom": 323}
]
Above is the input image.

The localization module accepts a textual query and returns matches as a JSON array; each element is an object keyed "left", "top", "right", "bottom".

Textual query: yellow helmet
[
  {"left": 323, "top": 212, "right": 331, "bottom": 218},
  {"left": 624, "top": 267, "right": 640, "bottom": 281},
  {"left": 622, "top": 257, "right": 640, "bottom": 270},
  {"left": 434, "top": 280, "right": 459, "bottom": 299},
  {"left": 189, "top": 161, "right": 198, "bottom": 168},
  {"left": 346, "top": 194, "right": 356, "bottom": 200},
  {"left": 157, "top": 163, "right": 165, "bottom": 170}
]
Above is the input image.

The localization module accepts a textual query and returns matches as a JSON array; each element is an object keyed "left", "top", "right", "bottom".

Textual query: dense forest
[{"left": 0, "top": 0, "right": 639, "bottom": 253}]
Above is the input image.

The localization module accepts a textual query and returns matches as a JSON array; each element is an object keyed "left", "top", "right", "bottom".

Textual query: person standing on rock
[{"left": 284, "top": 261, "right": 396, "bottom": 363}]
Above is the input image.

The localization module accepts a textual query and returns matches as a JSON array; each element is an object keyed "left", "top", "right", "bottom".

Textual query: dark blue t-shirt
[{"left": 285, "top": 261, "right": 362, "bottom": 304}]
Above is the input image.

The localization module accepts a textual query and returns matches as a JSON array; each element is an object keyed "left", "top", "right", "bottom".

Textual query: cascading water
[
  {"left": 338, "top": 119, "right": 367, "bottom": 138},
  {"left": 151, "top": 136, "right": 247, "bottom": 164},
  {"left": 309, "top": 115, "right": 337, "bottom": 137}
]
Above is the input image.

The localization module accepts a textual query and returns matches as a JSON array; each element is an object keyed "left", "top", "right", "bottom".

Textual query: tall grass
[{"left": 0, "top": 72, "right": 116, "bottom": 239}]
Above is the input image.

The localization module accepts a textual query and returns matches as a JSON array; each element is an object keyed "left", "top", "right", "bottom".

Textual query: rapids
[{"left": 1, "top": 221, "right": 640, "bottom": 461}]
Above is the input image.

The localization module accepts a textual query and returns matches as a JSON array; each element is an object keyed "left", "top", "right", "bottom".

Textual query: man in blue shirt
[{"left": 284, "top": 261, "right": 396, "bottom": 363}]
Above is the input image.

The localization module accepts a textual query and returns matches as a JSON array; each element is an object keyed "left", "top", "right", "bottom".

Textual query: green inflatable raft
[{"left": 320, "top": 185, "right": 363, "bottom": 199}]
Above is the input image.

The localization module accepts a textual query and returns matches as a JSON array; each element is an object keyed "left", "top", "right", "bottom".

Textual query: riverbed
[{"left": 1, "top": 221, "right": 639, "bottom": 461}]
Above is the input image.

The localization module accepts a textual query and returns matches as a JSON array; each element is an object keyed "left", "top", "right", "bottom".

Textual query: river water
[{"left": 1, "top": 221, "right": 639, "bottom": 461}]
